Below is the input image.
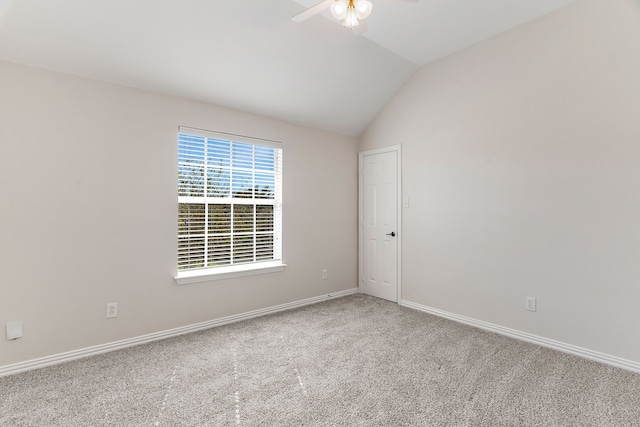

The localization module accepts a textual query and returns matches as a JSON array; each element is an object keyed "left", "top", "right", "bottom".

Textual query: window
[{"left": 176, "top": 127, "right": 284, "bottom": 284}]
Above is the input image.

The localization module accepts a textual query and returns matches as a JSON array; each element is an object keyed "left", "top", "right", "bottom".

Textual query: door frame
[{"left": 358, "top": 144, "right": 402, "bottom": 303}]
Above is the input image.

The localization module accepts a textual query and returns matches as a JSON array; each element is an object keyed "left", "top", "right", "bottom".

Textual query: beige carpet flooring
[{"left": 1, "top": 294, "right": 640, "bottom": 426}]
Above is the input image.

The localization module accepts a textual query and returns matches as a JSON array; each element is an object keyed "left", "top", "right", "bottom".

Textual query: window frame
[{"left": 174, "top": 126, "right": 285, "bottom": 285}]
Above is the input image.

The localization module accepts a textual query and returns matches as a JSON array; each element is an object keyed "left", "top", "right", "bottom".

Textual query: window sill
[{"left": 175, "top": 261, "right": 286, "bottom": 285}]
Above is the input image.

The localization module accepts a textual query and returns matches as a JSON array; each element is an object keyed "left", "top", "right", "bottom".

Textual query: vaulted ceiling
[{"left": 0, "top": 0, "right": 574, "bottom": 136}]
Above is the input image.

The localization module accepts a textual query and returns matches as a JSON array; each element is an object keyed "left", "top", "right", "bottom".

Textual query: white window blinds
[{"left": 178, "top": 127, "right": 282, "bottom": 272}]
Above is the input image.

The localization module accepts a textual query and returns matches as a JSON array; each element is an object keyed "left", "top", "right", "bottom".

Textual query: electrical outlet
[
  {"left": 322, "top": 269, "right": 328, "bottom": 280},
  {"left": 106, "top": 303, "right": 118, "bottom": 318},
  {"left": 525, "top": 297, "right": 536, "bottom": 312}
]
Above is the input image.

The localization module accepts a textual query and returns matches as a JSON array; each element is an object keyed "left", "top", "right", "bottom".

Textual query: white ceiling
[{"left": 0, "top": 0, "right": 574, "bottom": 136}]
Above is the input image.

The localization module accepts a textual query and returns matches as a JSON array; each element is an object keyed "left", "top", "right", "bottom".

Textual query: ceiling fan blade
[{"left": 292, "top": 0, "right": 334, "bottom": 22}]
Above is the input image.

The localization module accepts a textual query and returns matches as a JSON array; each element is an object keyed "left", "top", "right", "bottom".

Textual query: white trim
[
  {"left": 400, "top": 299, "right": 640, "bottom": 374},
  {"left": 358, "top": 144, "right": 402, "bottom": 303},
  {"left": 175, "top": 261, "right": 286, "bottom": 285},
  {"left": 178, "top": 126, "right": 282, "bottom": 149},
  {"left": 0, "top": 288, "right": 359, "bottom": 378}
]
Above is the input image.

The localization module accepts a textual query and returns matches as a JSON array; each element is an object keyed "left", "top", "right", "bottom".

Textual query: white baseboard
[
  {"left": 400, "top": 299, "right": 640, "bottom": 374},
  {"left": 0, "top": 288, "right": 359, "bottom": 378}
]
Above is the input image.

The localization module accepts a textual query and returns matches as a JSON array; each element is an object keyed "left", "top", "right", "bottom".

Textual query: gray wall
[
  {"left": 0, "top": 61, "right": 358, "bottom": 367},
  {"left": 360, "top": 0, "right": 640, "bottom": 364}
]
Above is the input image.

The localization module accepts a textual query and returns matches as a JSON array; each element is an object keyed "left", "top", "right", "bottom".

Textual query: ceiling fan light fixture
[
  {"left": 343, "top": 5, "right": 360, "bottom": 28},
  {"left": 343, "top": 0, "right": 360, "bottom": 28},
  {"left": 330, "top": 0, "right": 348, "bottom": 20},
  {"left": 354, "top": 0, "right": 373, "bottom": 20}
]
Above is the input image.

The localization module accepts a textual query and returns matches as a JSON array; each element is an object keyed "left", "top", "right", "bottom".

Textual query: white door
[{"left": 360, "top": 147, "right": 400, "bottom": 302}]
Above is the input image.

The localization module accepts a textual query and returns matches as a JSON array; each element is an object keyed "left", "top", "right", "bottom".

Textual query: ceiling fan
[{"left": 293, "top": 0, "right": 419, "bottom": 30}]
